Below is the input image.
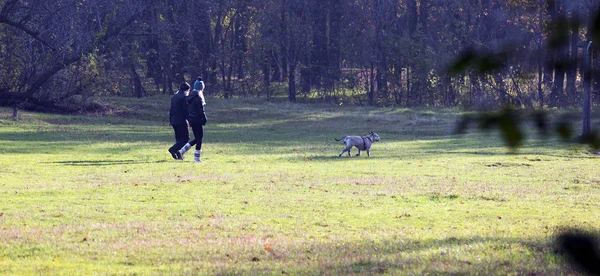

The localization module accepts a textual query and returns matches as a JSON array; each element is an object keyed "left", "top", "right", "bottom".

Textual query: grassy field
[{"left": 0, "top": 96, "right": 599, "bottom": 275}]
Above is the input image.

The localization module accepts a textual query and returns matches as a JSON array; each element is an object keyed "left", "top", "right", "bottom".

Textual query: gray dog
[{"left": 335, "top": 131, "right": 381, "bottom": 157}]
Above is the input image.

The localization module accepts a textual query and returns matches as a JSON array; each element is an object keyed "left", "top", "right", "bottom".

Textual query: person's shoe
[
  {"left": 178, "top": 143, "right": 192, "bottom": 160},
  {"left": 169, "top": 149, "right": 178, "bottom": 160},
  {"left": 194, "top": 150, "right": 202, "bottom": 163}
]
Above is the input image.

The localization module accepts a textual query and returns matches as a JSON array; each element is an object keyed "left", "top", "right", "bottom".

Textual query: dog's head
[{"left": 369, "top": 131, "right": 381, "bottom": 142}]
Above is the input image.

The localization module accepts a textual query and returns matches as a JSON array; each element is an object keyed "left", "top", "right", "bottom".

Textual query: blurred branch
[
  {"left": 556, "top": 230, "right": 600, "bottom": 275},
  {"left": 456, "top": 108, "right": 600, "bottom": 151}
]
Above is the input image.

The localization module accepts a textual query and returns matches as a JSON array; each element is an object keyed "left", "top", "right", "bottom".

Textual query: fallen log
[{"left": 0, "top": 91, "right": 80, "bottom": 114}]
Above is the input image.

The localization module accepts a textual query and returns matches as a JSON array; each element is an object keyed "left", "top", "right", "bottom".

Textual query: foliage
[{"left": 2, "top": 0, "right": 600, "bottom": 109}]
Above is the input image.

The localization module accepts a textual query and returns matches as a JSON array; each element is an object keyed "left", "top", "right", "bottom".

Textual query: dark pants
[
  {"left": 189, "top": 123, "right": 203, "bottom": 150},
  {"left": 169, "top": 124, "right": 189, "bottom": 153}
]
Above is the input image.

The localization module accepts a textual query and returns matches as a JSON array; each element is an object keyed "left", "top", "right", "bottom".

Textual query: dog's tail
[{"left": 334, "top": 136, "right": 346, "bottom": 142}]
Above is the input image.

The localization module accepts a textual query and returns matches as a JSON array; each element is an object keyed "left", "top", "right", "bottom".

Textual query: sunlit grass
[{"left": 0, "top": 96, "right": 598, "bottom": 274}]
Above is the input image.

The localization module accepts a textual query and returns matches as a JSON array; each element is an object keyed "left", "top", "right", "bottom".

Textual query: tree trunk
[
  {"left": 289, "top": 63, "right": 297, "bottom": 102},
  {"left": 12, "top": 106, "right": 18, "bottom": 119},
  {"left": 547, "top": 0, "right": 565, "bottom": 107},
  {"left": 494, "top": 73, "right": 507, "bottom": 105},
  {"left": 374, "top": 0, "right": 388, "bottom": 101},
  {"left": 131, "top": 64, "right": 146, "bottom": 98},
  {"left": 394, "top": 64, "right": 404, "bottom": 105},
  {"left": 262, "top": 49, "right": 271, "bottom": 94},
  {"left": 310, "top": 0, "right": 327, "bottom": 90},
  {"left": 210, "top": 4, "right": 224, "bottom": 85},
  {"left": 538, "top": 52, "right": 544, "bottom": 107},
  {"left": 470, "top": 72, "right": 482, "bottom": 108},
  {"left": 301, "top": 68, "right": 311, "bottom": 94},
  {"left": 538, "top": 0, "right": 545, "bottom": 107},
  {"left": 553, "top": 60, "right": 566, "bottom": 106},
  {"left": 583, "top": 42, "right": 592, "bottom": 137},
  {"left": 368, "top": 62, "right": 375, "bottom": 105},
  {"left": 443, "top": 76, "right": 456, "bottom": 106},
  {"left": 271, "top": 50, "right": 281, "bottom": 82},
  {"left": 327, "top": 0, "right": 342, "bottom": 91},
  {"left": 406, "top": 67, "right": 411, "bottom": 106},
  {"left": 419, "top": 0, "right": 429, "bottom": 31},
  {"left": 193, "top": 1, "right": 213, "bottom": 89},
  {"left": 280, "top": 47, "right": 288, "bottom": 82},
  {"left": 234, "top": 1, "right": 249, "bottom": 80},
  {"left": 590, "top": 6, "right": 600, "bottom": 104},
  {"left": 407, "top": 0, "right": 417, "bottom": 37},
  {"left": 593, "top": 47, "right": 600, "bottom": 104},
  {"left": 280, "top": 5, "right": 288, "bottom": 82},
  {"left": 565, "top": 0, "right": 579, "bottom": 104},
  {"left": 544, "top": 49, "right": 555, "bottom": 106}
]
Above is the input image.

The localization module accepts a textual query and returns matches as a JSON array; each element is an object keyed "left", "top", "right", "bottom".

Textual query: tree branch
[
  {"left": 0, "top": 14, "right": 56, "bottom": 51},
  {"left": 20, "top": 3, "right": 151, "bottom": 100}
]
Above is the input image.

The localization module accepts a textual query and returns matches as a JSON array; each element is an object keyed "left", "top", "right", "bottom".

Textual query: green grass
[{"left": 0, "top": 95, "right": 599, "bottom": 275}]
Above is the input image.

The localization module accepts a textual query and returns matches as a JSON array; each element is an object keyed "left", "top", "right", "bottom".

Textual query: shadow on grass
[
  {"left": 301, "top": 155, "right": 390, "bottom": 162},
  {"left": 2, "top": 126, "right": 590, "bottom": 161},
  {"left": 1, "top": 102, "right": 592, "bottom": 159},
  {"left": 414, "top": 136, "right": 598, "bottom": 159},
  {"left": 278, "top": 135, "right": 592, "bottom": 162},
  {"left": 213, "top": 235, "right": 574, "bottom": 275},
  {"left": 44, "top": 160, "right": 168, "bottom": 166},
  {"left": 0, "top": 118, "right": 451, "bottom": 156}
]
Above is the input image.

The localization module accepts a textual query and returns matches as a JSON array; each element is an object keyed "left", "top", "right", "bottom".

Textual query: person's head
[
  {"left": 193, "top": 77, "right": 205, "bottom": 91},
  {"left": 179, "top": 82, "right": 190, "bottom": 95},
  {"left": 179, "top": 82, "right": 190, "bottom": 91}
]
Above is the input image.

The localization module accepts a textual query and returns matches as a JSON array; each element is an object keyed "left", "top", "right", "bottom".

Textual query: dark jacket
[
  {"left": 187, "top": 92, "right": 207, "bottom": 126},
  {"left": 169, "top": 91, "right": 188, "bottom": 125}
]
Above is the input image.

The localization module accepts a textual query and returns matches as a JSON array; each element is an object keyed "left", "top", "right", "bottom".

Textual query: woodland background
[{"left": 1, "top": 0, "right": 600, "bottom": 112}]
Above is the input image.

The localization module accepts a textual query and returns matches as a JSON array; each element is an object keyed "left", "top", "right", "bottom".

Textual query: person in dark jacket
[
  {"left": 168, "top": 82, "right": 190, "bottom": 160},
  {"left": 182, "top": 85, "right": 207, "bottom": 162}
]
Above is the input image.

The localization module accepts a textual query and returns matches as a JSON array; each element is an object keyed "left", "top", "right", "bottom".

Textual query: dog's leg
[
  {"left": 340, "top": 145, "right": 351, "bottom": 157},
  {"left": 356, "top": 148, "right": 361, "bottom": 157},
  {"left": 366, "top": 148, "right": 371, "bottom": 157},
  {"left": 341, "top": 141, "right": 353, "bottom": 157}
]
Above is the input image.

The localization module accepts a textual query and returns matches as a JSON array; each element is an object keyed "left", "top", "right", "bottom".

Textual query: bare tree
[{"left": 0, "top": 0, "right": 150, "bottom": 111}]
